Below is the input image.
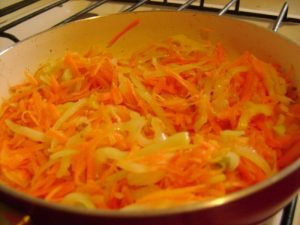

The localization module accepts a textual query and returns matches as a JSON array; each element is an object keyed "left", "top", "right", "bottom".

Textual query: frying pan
[{"left": 0, "top": 11, "right": 299, "bottom": 225}]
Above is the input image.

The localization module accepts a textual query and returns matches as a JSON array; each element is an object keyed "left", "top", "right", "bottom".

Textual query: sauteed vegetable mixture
[{"left": 0, "top": 34, "right": 299, "bottom": 210}]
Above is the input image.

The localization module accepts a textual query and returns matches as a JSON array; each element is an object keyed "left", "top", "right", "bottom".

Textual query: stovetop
[
  {"left": 0, "top": 1, "right": 299, "bottom": 225},
  {"left": 1, "top": 0, "right": 300, "bottom": 51}
]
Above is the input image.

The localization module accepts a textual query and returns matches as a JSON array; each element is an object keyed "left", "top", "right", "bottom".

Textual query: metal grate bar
[
  {"left": 141, "top": 0, "right": 300, "bottom": 23},
  {"left": 219, "top": 0, "right": 240, "bottom": 16},
  {"left": 123, "top": 0, "right": 149, "bottom": 12},
  {"left": 272, "top": 1, "right": 289, "bottom": 32},
  {"left": 0, "top": 32, "right": 19, "bottom": 42},
  {"left": 0, "top": 0, "right": 70, "bottom": 33},
  {"left": 53, "top": 0, "right": 109, "bottom": 27},
  {"left": 200, "top": 0, "right": 205, "bottom": 8},
  {"left": 280, "top": 197, "right": 298, "bottom": 225},
  {"left": 177, "top": 0, "right": 196, "bottom": 11},
  {"left": 0, "top": 0, "right": 38, "bottom": 17}
]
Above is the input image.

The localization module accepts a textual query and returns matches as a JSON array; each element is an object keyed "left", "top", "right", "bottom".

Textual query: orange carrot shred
[{"left": 107, "top": 19, "right": 140, "bottom": 48}]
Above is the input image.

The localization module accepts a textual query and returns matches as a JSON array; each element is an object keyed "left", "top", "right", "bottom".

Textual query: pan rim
[{"left": 0, "top": 158, "right": 298, "bottom": 217}]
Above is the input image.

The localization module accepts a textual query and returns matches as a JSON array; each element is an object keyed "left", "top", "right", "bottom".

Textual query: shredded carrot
[
  {"left": 0, "top": 34, "right": 299, "bottom": 211},
  {"left": 107, "top": 19, "right": 140, "bottom": 48},
  {"left": 279, "top": 141, "right": 300, "bottom": 168}
]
